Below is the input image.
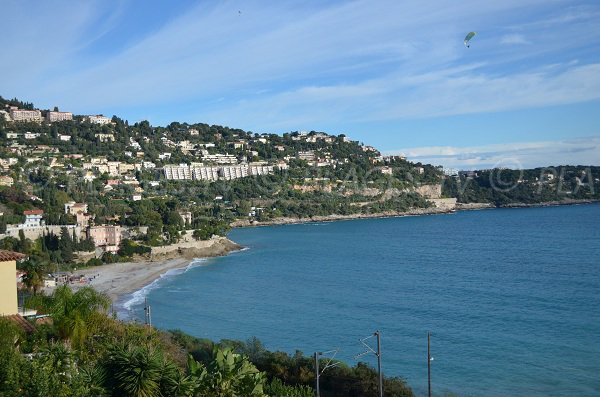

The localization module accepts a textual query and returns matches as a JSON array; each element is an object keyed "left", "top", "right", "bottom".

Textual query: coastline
[
  {"left": 230, "top": 206, "right": 455, "bottom": 228},
  {"left": 53, "top": 199, "right": 597, "bottom": 313},
  {"left": 53, "top": 236, "right": 242, "bottom": 304},
  {"left": 230, "top": 198, "right": 599, "bottom": 228}
]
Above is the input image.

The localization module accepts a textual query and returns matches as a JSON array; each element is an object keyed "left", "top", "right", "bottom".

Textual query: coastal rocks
[
  {"left": 455, "top": 202, "right": 495, "bottom": 210},
  {"left": 149, "top": 237, "right": 242, "bottom": 261},
  {"left": 229, "top": 206, "right": 455, "bottom": 228},
  {"left": 428, "top": 197, "right": 457, "bottom": 210}
]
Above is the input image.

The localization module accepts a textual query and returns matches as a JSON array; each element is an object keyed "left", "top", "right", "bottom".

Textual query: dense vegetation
[
  {"left": 0, "top": 286, "right": 414, "bottom": 397},
  {"left": 442, "top": 166, "right": 600, "bottom": 206}
]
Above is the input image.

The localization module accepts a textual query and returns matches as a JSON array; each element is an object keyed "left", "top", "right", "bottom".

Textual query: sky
[{"left": 3, "top": 0, "right": 600, "bottom": 169}]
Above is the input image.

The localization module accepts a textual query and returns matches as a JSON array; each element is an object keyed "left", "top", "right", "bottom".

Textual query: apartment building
[
  {"left": 163, "top": 164, "right": 192, "bottom": 180},
  {"left": 192, "top": 166, "right": 220, "bottom": 181},
  {"left": 201, "top": 153, "right": 238, "bottom": 164},
  {"left": 84, "top": 115, "right": 112, "bottom": 125},
  {"left": 165, "top": 164, "right": 274, "bottom": 181},
  {"left": 9, "top": 108, "right": 42, "bottom": 123},
  {"left": 220, "top": 165, "right": 248, "bottom": 180},
  {"left": 46, "top": 111, "right": 73, "bottom": 122}
]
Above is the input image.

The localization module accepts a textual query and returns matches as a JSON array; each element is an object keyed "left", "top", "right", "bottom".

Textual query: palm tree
[
  {"left": 20, "top": 257, "right": 46, "bottom": 295},
  {"left": 49, "top": 285, "right": 111, "bottom": 347}
]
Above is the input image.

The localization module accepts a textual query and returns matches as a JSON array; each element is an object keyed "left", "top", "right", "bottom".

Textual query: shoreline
[
  {"left": 230, "top": 198, "right": 599, "bottom": 228},
  {"left": 53, "top": 199, "right": 598, "bottom": 313},
  {"left": 230, "top": 206, "right": 455, "bottom": 228},
  {"left": 49, "top": 236, "right": 242, "bottom": 304}
]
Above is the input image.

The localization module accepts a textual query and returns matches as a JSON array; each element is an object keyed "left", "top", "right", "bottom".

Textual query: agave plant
[
  {"left": 188, "top": 347, "right": 267, "bottom": 397},
  {"left": 104, "top": 343, "right": 194, "bottom": 397}
]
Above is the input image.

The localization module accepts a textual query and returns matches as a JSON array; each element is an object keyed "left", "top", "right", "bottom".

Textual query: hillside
[{"left": 0, "top": 96, "right": 598, "bottom": 269}]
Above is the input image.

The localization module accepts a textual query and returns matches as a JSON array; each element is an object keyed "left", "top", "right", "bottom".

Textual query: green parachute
[{"left": 464, "top": 31, "right": 477, "bottom": 48}]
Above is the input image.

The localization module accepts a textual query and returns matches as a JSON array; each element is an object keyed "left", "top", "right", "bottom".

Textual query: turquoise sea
[{"left": 123, "top": 204, "right": 600, "bottom": 396}]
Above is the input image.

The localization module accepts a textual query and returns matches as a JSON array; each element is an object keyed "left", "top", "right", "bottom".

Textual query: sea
[{"left": 121, "top": 204, "right": 600, "bottom": 397}]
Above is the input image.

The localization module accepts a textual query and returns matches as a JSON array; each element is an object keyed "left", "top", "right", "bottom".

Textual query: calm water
[{"left": 124, "top": 204, "right": 600, "bottom": 397}]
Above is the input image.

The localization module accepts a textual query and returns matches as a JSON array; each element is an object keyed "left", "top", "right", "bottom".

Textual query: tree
[
  {"left": 21, "top": 257, "right": 45, "bottom": 295},
  {"left": 59, "top": 227, "right": 74, "bottom": 263},
  {"left": 46, "top": 286, "right": 110, "bottom": 347}
]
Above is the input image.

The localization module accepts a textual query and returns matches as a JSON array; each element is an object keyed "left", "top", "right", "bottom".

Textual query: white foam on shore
[{"left": 118, "top": 258, "right": 208, "bottom": 317}]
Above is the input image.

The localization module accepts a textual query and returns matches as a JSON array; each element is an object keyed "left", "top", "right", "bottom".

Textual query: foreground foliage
[{"left": 0, "top": 286, "right": 414, "bottom": 397}]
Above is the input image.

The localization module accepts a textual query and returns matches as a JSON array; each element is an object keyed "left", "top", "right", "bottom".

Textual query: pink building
[
  {"left": 87, "top": 225, "right": 122, "bottom": 253},
  {"left": 9, "top": 108, "right": 42, "bottom": 123},
  {"left": 46, "top": 111, "right": 73, "bottom": 122}
]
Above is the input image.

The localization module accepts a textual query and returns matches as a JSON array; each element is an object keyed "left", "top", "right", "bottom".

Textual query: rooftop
[{"left": 0, "top": 250, "right": 27, "bottom": 261}]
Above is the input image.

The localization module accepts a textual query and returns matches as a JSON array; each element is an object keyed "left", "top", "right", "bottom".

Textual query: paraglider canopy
[{"left": 464, "top": 31, "right": 477, "bottom": 48}]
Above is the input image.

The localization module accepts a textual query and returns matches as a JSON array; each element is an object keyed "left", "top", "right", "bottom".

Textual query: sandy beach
[{"left": 46, "top": 236, "right": 242, "bottom": 303}]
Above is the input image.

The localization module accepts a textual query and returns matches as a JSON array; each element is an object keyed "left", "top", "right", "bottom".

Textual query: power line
[{"left": 354, "top": 331, "right": 383, "bottom": 397}]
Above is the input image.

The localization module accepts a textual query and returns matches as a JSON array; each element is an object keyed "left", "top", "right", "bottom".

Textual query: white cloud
[
  {"left": 193, "top": 62, "right": 600, "bottom": 132},
  {"left": 386, "top": 136, "right": 600, "bottom": 169},
  {"left": 3, "top": 0, "right": 600, "bottom": 146},
  {"left": 500, "top": 34, "right": 531, "bottom": 45}
]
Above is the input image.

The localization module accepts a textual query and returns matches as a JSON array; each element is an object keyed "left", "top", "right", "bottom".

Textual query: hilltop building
[
  {"left": 8, "top": 107, "right": 42, "bottom": 123},
  {"left": 164, "top": 163, "right": 274, "bottom": 181},
  {"left": 46, "top": 111, "right": 73, "bottom": 122},
  {"left": 84, "top": 115, "right": 112, "bottom": 125},
  {"left": 23, "top": 209, "right": 44, "bottom": 228}
]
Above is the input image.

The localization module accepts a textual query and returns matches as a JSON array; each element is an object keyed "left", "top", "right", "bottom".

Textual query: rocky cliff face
[{"left": 414, "top": 184, "right": 442, "bottom": 199}]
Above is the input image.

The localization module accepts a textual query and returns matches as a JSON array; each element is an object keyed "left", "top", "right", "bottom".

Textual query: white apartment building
[
  {"left": 164, "top": 163, "right": 274, "bottom": 181},
  {"left": 192, "top": 166, "right": 220, "bottom": 181},
  {"left": 163, "top": 164, "right": 192, "bottom": 180},
  {"left": 220, "top": 165, "right": 249, "bottom": 180},
  {"left": 201, "top": 153, "right": 238, "bottom": 164},
  {"left": 85, "top": 115, "right": 112, "bottom": 125},
  {"left": 248, "top": 164, "right": 275, "bottom": 176}
]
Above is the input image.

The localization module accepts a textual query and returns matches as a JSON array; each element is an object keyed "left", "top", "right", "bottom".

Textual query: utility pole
[
  {"left": 314, "top": 349, "right": 339, "bottom": 397},
  {"left": 314, "top": 352, "right": 320, "bottom": 397},
  {"left": 375, "top": 331, "right": 383, "bottom": 397},
  {"left": 144, "top": 298, "right": 152, "bottom": 326},
  {"left": 428, "top": 332, "right": 432, "bottom": 397},
  {"left": 356, "top": 331, "right": 383, "bottom": 397}
]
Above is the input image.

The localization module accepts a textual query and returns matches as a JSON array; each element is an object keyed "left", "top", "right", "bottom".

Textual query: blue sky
[{"left": 3, "top": 0, "right": 600, "bottom": 169}]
